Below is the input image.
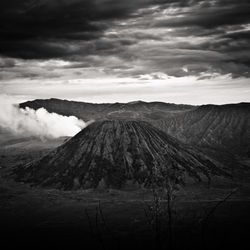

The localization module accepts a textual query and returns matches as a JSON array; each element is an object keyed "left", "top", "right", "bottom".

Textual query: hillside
[
  {"left": 19, "top": 98, "right": 194, "bottom": 121},
  {"left": 20, "top": 99, "right": 250, "bottom": 163},
  {"left": 14, "top": 120, "right": 226, "bottom": 190},
  {"left": 152, "top": 103, "right": 250, "bottom": 156}
]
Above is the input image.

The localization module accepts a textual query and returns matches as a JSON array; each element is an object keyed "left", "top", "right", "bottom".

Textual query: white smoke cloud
[{"left": 0, "top": 95, "right": 88, "bottom": 139}]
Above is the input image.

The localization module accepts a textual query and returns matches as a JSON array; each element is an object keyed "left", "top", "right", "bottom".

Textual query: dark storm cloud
[
  {"left": 0, "top": 40, "right": 75, "bottom": 59},
  {"left": 0, "top": 58, "right": 16, "bottom": 68},
  {"left": 0, "top": 0, "right": 161, "bottom": 59},
  {"left": 154, "top": 2, "right": 250, "bottom": 29},
  {"left": 0, "top": 0, "right": 250, "bottom": 79}
]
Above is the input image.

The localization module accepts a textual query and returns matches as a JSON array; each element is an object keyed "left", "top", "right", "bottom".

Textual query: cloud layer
[
  {"left": 0, "top": 0, "right": 249, "bottom": 103},
  {"left": 0, "top": 95, "right": 87, "bottom": 139}
]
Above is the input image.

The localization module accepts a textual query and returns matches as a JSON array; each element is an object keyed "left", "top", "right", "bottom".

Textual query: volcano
[{"left": 15, "top": 120, "right": 227, "bottom": 189}]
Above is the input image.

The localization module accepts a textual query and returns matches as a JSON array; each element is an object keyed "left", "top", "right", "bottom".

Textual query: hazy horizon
[{"left": 17, "top": 95, "right": 250, "bottom": 106}]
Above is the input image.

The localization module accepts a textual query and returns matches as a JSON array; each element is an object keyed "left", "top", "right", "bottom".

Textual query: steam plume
[{"left": 0, "top": 95, "right": 88, "bottom": 139}]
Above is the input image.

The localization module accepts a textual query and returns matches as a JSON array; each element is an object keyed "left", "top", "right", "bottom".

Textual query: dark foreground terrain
[
  {"left": 1, "top": 130, "right": 250, "bottom": 250},
  {"left": 1, "top": 176, "right": 250, "bottom": 250}
]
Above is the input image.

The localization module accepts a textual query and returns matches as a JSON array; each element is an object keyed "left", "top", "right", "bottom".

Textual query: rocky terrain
[
  {"left": 152, "top": 103, "right": 250, "bottom": 156},
  {"left": 20, "top": 99, "right": 250, "bottom": 169},
  {"left": 14, "top": 120, "right": 227, "bottom": 190},
  {"left": 20, "top": 98, "right": 193, "bottom": 121}
]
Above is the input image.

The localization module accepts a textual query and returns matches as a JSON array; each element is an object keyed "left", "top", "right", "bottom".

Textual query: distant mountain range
[
  {"left": 15, "top": 120, "right": 227, "bottom": 189},
  {"left": 20, "top": 98, "right": 193, "bottom": 121},
  {"left": 20, "top": 98, "right": 250, "bottom": 169}
]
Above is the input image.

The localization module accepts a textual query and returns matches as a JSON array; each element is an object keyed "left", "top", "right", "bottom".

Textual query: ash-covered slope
[
  {"left": 15, "top": 120, "right": 226, "bottom": 189},
  {"left": 152, "top": 103, "right": 250, "bottom": 157},
  {"left": 19, "top": 99, "right": 250, "bottom": 161}
]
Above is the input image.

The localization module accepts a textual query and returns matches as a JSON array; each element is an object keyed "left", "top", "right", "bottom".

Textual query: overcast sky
[{"left": 0, "top": 0, "right": 250, "bottom": 104}]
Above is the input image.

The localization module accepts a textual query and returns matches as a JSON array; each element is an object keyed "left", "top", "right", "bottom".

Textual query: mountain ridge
[
  {"left": 19, "top": 99, "right": 250, "bottom": 164},
  {"left": 14, "top": 120, "right": 228, "bottom": 190}
]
